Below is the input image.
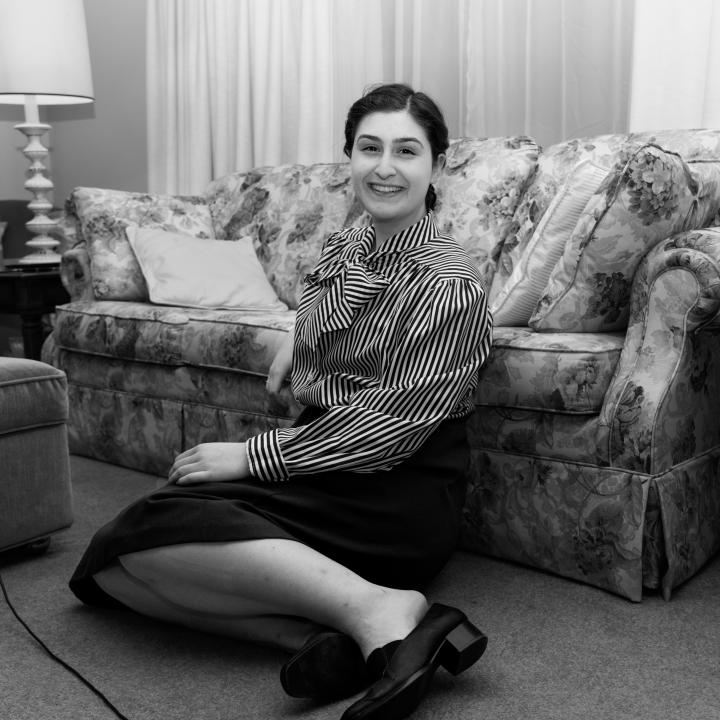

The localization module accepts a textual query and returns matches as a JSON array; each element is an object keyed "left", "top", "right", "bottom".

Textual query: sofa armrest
[
  {"left": 60, "top": 244, "right": 94, "bottom": 301},
  {"left": 598, "top": 228, "right": 720, "bottom": 473}
]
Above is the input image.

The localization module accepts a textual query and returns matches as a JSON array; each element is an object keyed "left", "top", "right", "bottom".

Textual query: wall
[{"left": 0, "top": 0, "right": 148, "bottom": 205}]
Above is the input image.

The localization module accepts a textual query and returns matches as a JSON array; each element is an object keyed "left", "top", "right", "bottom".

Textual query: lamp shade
[{"left": 0, "top": 0, "right": 94, "bottom": 105}]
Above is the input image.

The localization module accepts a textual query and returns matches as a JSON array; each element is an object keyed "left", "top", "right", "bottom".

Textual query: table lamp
[{"left": 0, "top": 0, "right": 94, "bottom": 265}]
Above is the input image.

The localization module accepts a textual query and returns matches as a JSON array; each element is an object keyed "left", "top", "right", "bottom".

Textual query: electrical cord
[{"left": 0, "top": 568, "right": 131, "bottom": 720}]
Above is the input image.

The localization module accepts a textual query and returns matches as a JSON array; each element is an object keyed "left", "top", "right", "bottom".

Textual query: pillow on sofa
[
  {"left": 70, "top": 187, "right": 215, "bottom": 301},
  {"left": 490, "top": 133, "right": 633, "bottom": 303},
  {"left": 530, "top": 143, "right": 720, "bottom": 332},
  {"left": 490, "top": 159, "right": 610, "bottom": 326},
  {"left": 126, "top": 226, "right": 288, "bottom": 311}
]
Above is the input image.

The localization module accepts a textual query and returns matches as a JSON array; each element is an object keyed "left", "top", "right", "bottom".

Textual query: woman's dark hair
[{"left": 343, "top": 83, "right": 449, "bottom": 212}]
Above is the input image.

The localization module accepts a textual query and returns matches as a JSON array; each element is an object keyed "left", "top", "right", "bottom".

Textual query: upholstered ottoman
[{"left": 0, "top": 358, "right": 73, "bottom": 551}]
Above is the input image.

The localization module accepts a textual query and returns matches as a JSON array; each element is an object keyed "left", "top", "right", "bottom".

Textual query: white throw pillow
[
  {"left": 126, "top": 226, "right": 288, "bottom": 311},
  {"left": 490, "top": 159, "right": 609, "bottom": 326}
]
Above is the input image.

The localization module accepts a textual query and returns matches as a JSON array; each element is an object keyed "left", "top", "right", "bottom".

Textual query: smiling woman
[
  {"left": 347, "top": 95, "right": 446, "bottom": 245},
  {"left": 70, "top": 83, "right": 492, "bottom": 720}
]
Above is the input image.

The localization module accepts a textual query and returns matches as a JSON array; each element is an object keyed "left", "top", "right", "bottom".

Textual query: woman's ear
[{"left": 432, "top": 153, "right": 446, "bottom": 182}]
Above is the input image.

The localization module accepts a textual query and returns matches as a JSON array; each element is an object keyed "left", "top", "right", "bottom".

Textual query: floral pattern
[
  {"left": 206, "top": 164, "right": 357, "bottom": 308},
  {"left": 47, "top": 130, "right": 720, "bottom": 600},
  {"left": 70, "top": 188, "right": 215, "bottom": 301},
  {"left": 434, "top": 137, "right": 539, "bottom": 292},
  {"left": 530, "top": 144, "right": 720, "bottom": 332},
  {"left": 477, "top": 327, "right": 624, "bottom": 413}
]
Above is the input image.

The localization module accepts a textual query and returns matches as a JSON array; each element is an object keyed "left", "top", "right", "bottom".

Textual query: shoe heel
[{"left": 438, "top": 620, "right": 488, "bottom": 675}]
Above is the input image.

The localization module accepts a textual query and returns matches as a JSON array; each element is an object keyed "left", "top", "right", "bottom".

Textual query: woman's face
[{"left": 350, "top": 109, "right": 444, "bottom": 242}]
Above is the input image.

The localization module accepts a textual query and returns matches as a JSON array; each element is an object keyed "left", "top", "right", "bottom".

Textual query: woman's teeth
[{"left": 370, "top": 184, "right": 402, "bottom": 194}]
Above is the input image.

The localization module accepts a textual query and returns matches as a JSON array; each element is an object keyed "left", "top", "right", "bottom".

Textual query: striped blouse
[{"left": 246, "top": 212, "right": 492, "bottom": 482}]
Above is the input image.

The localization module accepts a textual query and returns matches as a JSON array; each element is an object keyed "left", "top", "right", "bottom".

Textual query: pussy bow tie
[{"left": 302, "top": 258, "right": 390, "bottom": 347}]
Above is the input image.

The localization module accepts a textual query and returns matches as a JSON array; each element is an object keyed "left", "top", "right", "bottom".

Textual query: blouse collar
[{"left": 363, "top": 212, "right": 439, "bottom": 257}]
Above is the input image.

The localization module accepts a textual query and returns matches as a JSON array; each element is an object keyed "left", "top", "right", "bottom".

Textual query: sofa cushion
[
  {"left": 476, "top": 327, "right": 625, "bottom": 414},
  {"left": 530, "top": 143, "right": 720, "bottom": 332},
  {"left": 491, "top": 133, "right": 633, "bottom": 301},
  {"left": 70, "top": 188, "right": 215, "bottom": 301},
  {"left": 205, "top": 164, "right": 358, "bottom": 309},
  {"left": 53, "top": 301, "right": 295, "bottom": 376},
  {"left": 126, "top": 226, "right": 287, "bottom": 311},
  {"left": 433, "top": 136, "right": 540, "bottom": 294},
  {"left": 490, "top": 159, "right": 610, "bottom": 326}
]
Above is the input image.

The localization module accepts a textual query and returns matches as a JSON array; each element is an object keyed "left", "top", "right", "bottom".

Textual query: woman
[{"left": 70, "top": 83, "right": 493, "bottom": 720}]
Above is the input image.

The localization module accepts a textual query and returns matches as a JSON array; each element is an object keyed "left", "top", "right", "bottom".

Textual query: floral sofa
[{"left": 44, "top": 130, "right": 720, "bottom": 602}]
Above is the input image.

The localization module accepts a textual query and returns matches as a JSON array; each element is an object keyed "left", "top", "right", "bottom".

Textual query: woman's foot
[
  {"left": 280, "top": 588, "right": 427, "bottom": 701},
  {"left": 341, "top": 603, "right": 488, "bottom": 720},
  {"left": 280, "top": 631, "right": 369, "bottom": 699}
]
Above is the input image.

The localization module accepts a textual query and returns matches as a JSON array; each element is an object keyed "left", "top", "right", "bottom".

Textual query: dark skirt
[{"left": 69, "top": 407, "right": 470, "bottom": 605}]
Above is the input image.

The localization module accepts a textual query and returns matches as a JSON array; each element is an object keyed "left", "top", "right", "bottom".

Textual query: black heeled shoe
[
  {"left": 340, "top": 603, "right": 488, "bottom": 720},
  {"left": 281, "top": 631, "right": 370, "bottom": 700}
]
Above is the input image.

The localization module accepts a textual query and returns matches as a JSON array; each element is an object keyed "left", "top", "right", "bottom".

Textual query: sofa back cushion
[
  {"left": 206, "top": 164, "right": 358, "bottom": 308},
  {"left": 70, "top": 188, "right": 214, "bottom": 301},
  {"left": 530, "top": 140, "right": 720, "bottom": 331},
  {"left": 433, "top": 136, "right": 540, "bottom": 294}
]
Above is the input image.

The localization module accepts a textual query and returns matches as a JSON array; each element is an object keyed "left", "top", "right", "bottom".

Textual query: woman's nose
[{"left": 374, "top": 150, "right": 396, "bottom": 178}]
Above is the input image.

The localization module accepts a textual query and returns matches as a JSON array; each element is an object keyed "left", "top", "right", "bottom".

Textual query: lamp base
[
  {"left": 14, "top": 122, "right": 62, "bottom": 264},
  {"left": 17, "top": 252, "right": 62, "bottom": 266}
]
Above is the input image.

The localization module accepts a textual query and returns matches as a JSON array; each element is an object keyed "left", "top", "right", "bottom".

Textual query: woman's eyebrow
[{"left": 356, "top": 134, "right": 424, "bottom": 146}]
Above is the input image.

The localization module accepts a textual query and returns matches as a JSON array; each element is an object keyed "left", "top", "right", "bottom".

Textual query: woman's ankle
[{"left": 351, "top": 587, "right": 428, "bottom": 659}]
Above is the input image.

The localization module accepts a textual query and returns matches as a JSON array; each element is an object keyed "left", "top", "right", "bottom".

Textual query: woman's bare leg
[
  {"left": 94, "top": 538, "right": 427, "bottom": 657},
  {"left": 95, "top": 561, "right": 319, "bottom": 651}
]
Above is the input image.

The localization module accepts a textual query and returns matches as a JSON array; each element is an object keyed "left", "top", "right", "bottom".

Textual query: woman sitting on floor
[{"left": 69, "top": 82, "right": 493, "bottom": 720}]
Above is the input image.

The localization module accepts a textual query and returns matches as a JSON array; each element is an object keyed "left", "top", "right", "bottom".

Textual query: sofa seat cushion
[
  {"left": 477, "top": 327, "right": 625, "bottom": 413},
  {"left": 53, "top": 301, "right": 295, "bottom": 375}
]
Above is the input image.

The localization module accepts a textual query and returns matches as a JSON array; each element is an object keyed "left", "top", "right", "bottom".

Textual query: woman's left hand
[{"left": 169, "top": 442, "right": 250, "bottom": 485}]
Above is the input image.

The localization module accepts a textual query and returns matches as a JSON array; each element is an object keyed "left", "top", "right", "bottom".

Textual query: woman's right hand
[{"left": 266, "top": 327, "right": 294, "bottom": 396}]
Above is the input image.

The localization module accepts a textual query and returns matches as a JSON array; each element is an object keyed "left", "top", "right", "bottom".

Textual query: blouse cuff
[{"left": 246, "top": 430, "right": 289, "bottom": 482}]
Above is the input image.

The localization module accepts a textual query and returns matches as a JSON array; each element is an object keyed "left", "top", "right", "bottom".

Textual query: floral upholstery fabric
[
  {"left": 433, "top": 137, "right": 539, "bottom": 293},
  {"left": 477, "top": 327, "right": 624, "bottom": 413},
  {"left": 530, "top": 144, "right": 720, "bottom": 332},
  {"left": 461, "top": 448, "right": 648, "bottom": 601},
  {"left": 205, "top": 164, "right": 358, "bottom": 308},
  {"left": 53, "top": 301, "right": 295, "bottom": 375},
  {"left": 47, "top": 131, "right": 720, "bottom": 601},
  {"left": 491, "top": 133, "right": 633, "bottom": 299},
  {"left": 70, "top": 187, "right": 215, "bottom": 301},
  {"left": 597, "top": 228, "right": 720, "bottom": 473}
]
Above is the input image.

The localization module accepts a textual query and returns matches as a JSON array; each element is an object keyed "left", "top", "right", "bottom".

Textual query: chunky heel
[{"left": 438, "top": 620, "right": 488, "bottom": 675}]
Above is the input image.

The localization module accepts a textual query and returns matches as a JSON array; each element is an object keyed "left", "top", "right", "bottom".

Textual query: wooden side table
[{"left": 0, "top": 267, "right": 70, "bottom": 360}]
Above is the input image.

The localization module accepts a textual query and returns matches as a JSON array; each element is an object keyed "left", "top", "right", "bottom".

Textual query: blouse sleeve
[{"left": 246, "top": 276, "right": 492, "bottom": 481}]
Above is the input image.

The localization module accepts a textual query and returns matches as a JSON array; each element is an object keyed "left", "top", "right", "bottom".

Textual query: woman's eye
[
  {"left": 398, "top": 147, "right": 416, "bottom": 156},
  {"left": 360, "top": 144, "right": 379, "bottom": 153}
]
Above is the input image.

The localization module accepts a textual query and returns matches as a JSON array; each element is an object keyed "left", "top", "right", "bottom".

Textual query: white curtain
[
  {"left": 629, "top": 0, "right": 720, "bottom": 131},
  {"left": 464, "top": 0, "right": 634, "bottom": 146},
  {"left": 147, "top": 0, "right": 720, "bottom": 196}
]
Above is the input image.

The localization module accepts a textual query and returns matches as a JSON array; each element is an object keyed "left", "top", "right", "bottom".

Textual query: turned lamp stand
[{"left": 14, "top": 120, "right": 61, "bottom": 265}]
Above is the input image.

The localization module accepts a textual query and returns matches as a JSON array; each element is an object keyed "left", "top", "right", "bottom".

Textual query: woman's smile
[{"left": 368, "top": 182, "right": 406, "bottom": 196}]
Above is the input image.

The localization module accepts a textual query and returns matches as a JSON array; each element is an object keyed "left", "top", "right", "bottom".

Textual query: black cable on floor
[{"left": 0, "top": 568, "right": 131, "bottom": 720}]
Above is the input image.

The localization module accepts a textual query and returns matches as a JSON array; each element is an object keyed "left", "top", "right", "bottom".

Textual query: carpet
[{"left": 1, "top": 455, "right": 719, "bottom": 720}]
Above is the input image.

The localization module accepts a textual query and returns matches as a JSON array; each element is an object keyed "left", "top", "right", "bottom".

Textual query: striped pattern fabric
[{"left": 246, "top": 213, "right": 493, "bottom": 481}]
